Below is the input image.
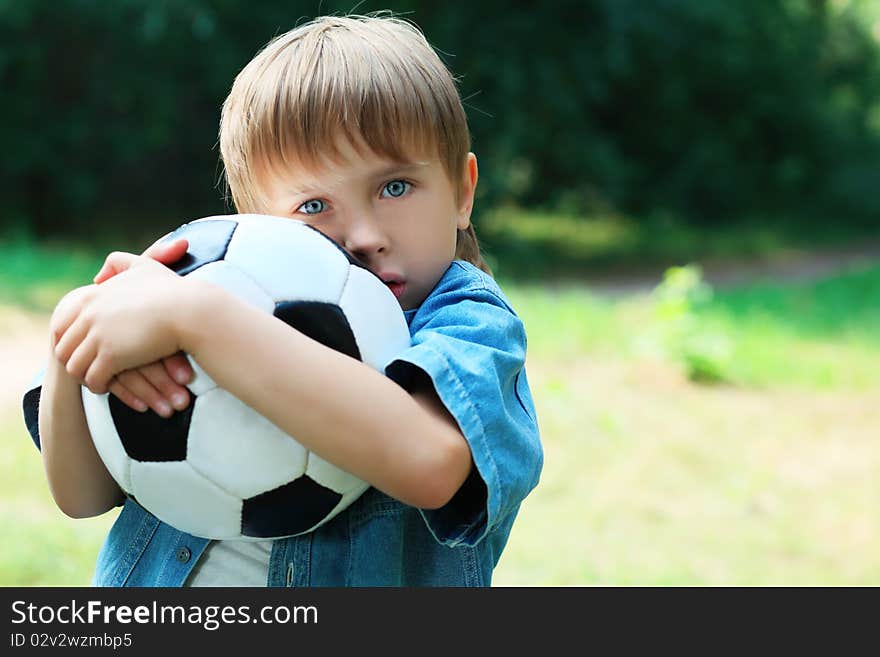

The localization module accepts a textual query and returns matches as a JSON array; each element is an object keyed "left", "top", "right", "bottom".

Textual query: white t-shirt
[{"left": 184, "top": 539, "right": 273, "bottom": 587}]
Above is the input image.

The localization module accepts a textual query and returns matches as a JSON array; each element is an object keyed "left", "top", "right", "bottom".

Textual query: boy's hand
[
  {"left": 106, "top": 358, "right": 193, "bottom": 418},
  {"left": 53, "top": 252, "right": 193, "bottom": 396},
  {"left": 95, "top": 238, "right": 194, "bottom": 417}
]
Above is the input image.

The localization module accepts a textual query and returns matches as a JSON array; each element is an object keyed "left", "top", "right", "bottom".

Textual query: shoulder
[
  {"left": 395, "top": 261, "right": 528, "bottom": 389},
  {"left": 407, "top": 261, "right": 519, "bottom": 333},
  {"left": 433, "top": 261, "right": 512, "bottom": 306}
]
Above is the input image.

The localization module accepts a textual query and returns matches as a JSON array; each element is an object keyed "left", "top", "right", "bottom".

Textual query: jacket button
[{"left": 176, "top": 546, "right": 192, "bottom": 564}]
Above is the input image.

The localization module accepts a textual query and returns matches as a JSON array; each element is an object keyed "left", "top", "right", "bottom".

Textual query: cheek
[
  {"left": 420, "top": 221, "right": 457, "bottom": 261},
  {"left": 391, "top": 200, "right": 459, "bottom": 261}
]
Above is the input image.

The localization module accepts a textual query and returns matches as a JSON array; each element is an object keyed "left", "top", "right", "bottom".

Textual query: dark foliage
[{"left": 2, "top": 0, "right": 879, "bottom": 239}]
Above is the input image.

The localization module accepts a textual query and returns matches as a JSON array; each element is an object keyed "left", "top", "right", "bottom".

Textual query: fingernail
[
  {"left": 134, "top": 400, "right": 148, "bottom": 412},
  {"left": 171, "top": 393, "right": 188, "bottom": 409},
  {"left": 174, "top": 369, "right": 191, "bottom": 384},
  {"left": 156, "top": 402, "right": 172, "bottom": 417}
]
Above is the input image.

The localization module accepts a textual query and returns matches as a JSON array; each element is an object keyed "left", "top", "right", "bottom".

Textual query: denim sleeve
[
  {"left": 22, "top": 367, "right": 45, "bottom": 451},
  {"left": 385, "top": 283, "right": 542, "bottom": 548}
]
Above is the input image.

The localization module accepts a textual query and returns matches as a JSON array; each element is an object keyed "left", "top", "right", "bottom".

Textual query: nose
[{"left": 343, "top": 213, "right": 388, "bottom": 261}]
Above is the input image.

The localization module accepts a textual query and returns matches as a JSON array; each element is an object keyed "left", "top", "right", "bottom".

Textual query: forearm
[
  {"left": 39, "top": 354, "right": 124, "bottom": 518},
  {"left": 178, "top": 281, "right": 471, "bottom": 509}
]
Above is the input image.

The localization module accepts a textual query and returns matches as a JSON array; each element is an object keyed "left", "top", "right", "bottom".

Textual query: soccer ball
[{"left": 81, "top": 214, "right": 411, "bottom": 540}]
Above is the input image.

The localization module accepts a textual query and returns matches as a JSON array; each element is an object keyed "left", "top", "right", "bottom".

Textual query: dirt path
[
  {"left": 580, "top": 242, "right": 880, "bottom": 296},
  {"left": 0, "top": 308, "right": 48, "bottom": 412}
]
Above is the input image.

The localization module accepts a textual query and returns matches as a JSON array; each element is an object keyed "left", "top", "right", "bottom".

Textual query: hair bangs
[{"left": 221, "top": 16, "right": 469, "bottom": 213}]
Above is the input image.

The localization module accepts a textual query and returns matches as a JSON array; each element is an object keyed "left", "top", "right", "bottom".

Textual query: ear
[{"left": 456, "top": 153, "right": 478, "bottom": 231}]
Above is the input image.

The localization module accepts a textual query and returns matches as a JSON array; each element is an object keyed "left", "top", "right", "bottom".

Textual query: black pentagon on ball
[
  {"left": 274, "top": 301, "right": 362, "bottom": 361},
  {"left": 109, "top": 393, "right": 197, "bottom": 462},
  {"left": 241, "top": 476, "right": 343, "bottom": 538},
  {"left": 163, "top": 219, "right": 239, "bottom": 276}
]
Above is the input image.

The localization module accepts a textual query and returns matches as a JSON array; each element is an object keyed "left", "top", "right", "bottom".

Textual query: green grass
[
  {"left": 493, "top": 367, "right": 880, "bottom": 584},
  {"left": 0, "top": 414, "right": 115, "bottom": 585},
  {"left": 700, "top": 265, "right": 880, "bottom": 389},
  {"left": 501, "top": 262, "right": 880, "bottom": 390},
  {"left": 2, "top": 219, "right": 879, "bottom": 585},
  {"left": 492, "top": 268, "right": 880, "bottom": 585}
]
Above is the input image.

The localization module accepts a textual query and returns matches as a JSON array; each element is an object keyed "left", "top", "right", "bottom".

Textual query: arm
[
  {"left": 177, "top": 280, "right": 473, "bottom": 510},
  {"left": 39, "top": 335, "right": 125, "bottom": 519},
  {"left": 53, "top": 254, "right": 473, "bottom": 510}
]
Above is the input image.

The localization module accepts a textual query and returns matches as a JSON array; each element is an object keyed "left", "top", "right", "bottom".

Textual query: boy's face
[{"left": 259, "top": 137, "right": 477, "bottom": 310}]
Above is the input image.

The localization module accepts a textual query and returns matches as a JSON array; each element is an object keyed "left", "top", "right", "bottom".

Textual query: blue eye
[
  {"left": 382, "top": 180, "right": 410, "bottom": 198},
  {"left": 297, "top": 199, "right": 326, "bottom": 215}
]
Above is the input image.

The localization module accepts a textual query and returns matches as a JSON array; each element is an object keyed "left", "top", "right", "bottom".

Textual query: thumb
[
  {"left": 142, "top": 237, "right": 189, "bottom": 264},
  {"left": 92, "top": 251, "right": 143, "bottom": 284}
]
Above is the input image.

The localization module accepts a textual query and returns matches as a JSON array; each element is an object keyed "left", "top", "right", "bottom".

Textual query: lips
[
  {"left": 385, "top": 281, "right": 405, "bottom": 299},
  {"left": 378, "top": 272, "right": 406, "bottom": 299}
]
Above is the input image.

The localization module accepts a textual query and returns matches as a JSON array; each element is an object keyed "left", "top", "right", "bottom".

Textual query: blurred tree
[{"left": 1, "top": 0, "right": 879, "bottom": 239}]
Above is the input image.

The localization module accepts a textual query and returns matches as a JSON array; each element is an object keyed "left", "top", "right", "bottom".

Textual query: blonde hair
[{"left": 219, "top": 14, "right": 490, "bottom": 274}]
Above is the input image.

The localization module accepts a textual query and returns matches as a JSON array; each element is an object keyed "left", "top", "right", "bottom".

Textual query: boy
[{"left": 26, "top": 14, "right": 542, "bottom": 586}]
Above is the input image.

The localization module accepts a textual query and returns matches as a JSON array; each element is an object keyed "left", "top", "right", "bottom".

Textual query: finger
[
  {"left": 163, "top": 351, "right": 194, "bottom": 385},
  {"left": 108, "top": 378, "right": 149, "bottom": 413},
  {"left": 92, "top": 251, "right": 143, "bottom": 285},
  {"left": 142, "top": 238, "right": 189, "bottom": 265},
  {"left": 54, "top": 315, "right": 91, "bottom": 367},
  {"left": 115, "top": 369, "right": 174, "bottom": 417},
  {"left": 83, "top": 353, "right": 115, "bottom": 395},
  {"left": 50, "top": 286, "right": 94, "bottom": 347},
  {"left": 138, "top": 361, "right": 190, "bottom": 412},
  {"left": 65, "top": 335, "right": 99, "bottom": 385},
  {"left": 139, "top": 233, "right": 173, "bottom": 258}
]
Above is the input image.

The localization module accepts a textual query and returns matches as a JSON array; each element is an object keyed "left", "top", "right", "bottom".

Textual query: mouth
[
  {"left": 385, "top": 281, "right": 406, "bottom": 299},
  {"left": 379, "top": 273, "right": 406, "bottom": 299}
]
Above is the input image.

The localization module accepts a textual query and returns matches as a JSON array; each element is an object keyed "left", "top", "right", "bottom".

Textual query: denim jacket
[{"left": 23, "top": 261, "right": 542, "bottom": 586}]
